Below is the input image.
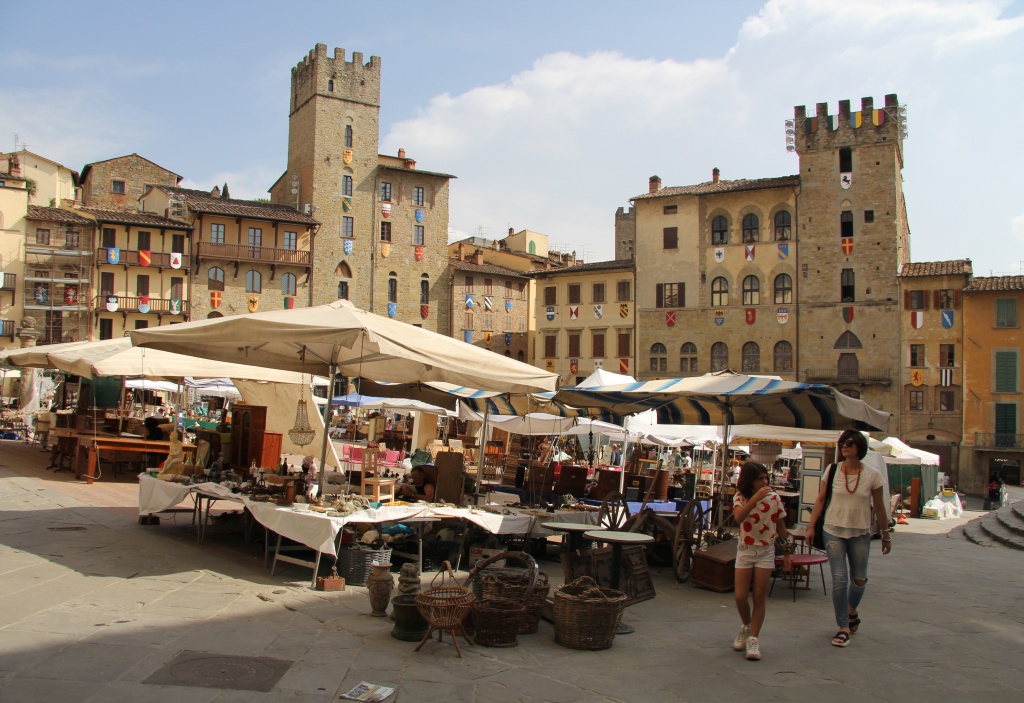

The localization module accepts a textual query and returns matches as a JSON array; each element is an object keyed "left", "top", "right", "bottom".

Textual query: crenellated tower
[{"left": 791, "top": 93, "right": 909, "bottom": 419}]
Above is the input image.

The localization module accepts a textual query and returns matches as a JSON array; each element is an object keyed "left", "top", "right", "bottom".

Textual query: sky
[{"left": 2, "top": 0, "right": 1023, "bottom": 275}]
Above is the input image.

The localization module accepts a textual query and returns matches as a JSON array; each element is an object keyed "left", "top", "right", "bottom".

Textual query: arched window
[
  {"left": 528, "top": 241, "right": 536, "bottom": 255},
  {"left": 742, "top": 276, "right": 760, "bottom": 305},
  {"left": 711, "top": 342, "right": 729, "bottom": 372},
  {"left": 208, "top": 267, "right": 224, "bottom": 292},
  {"left": 245, "top": 270, "right": 261, "bottom": 293},
  {"left": 282, "top": 272, "right": 296, "bottom": 296},
  {"left": 711, "top": 216, "right": 728, "bottom": 245},
  {"left": 774, "top": 274, "right": 793, "bottom": 304},
  {"left": 742, "top": 214, "right": 759, "bottom": 243},
  {"left": 774, "top": 211, "right": 791, "bottom": 241},
  {"left": 711, "top": 277, "right": 729, "bottom": 307},
  {"left": 207, "top": 311, "right": 223, "bottom": 319},
  {"left": 517, "top": 350, "right": 525, "bottom": 362},
  {"left": 742, "top": 342, "right": 760, "bottom": 372},
  {"left": 835, "top": 331, "right": 862, "bottom": 349},
  {"left": 680, "top": 342, "right": 697, "bottom": 373},
  {"left": 344, "top": 124, "right": 353, "bottom": 148},
  {"left": 335, "top": 261, "right": 352, "bottom": 278},
  {"left": 650, "top": 343, "right": 667, "bottom": 373},
  {"left": 420, "top": 273, "right": 430, "bottom": 305},
  {"left": 388, "top": 271, "right": 398, "bottom": 303},
  {"left": 773, "top": 341, "right": 793, "bottom": 372},
  {"left": 337, "top": 281, "right": 349, "bottom": 300}
]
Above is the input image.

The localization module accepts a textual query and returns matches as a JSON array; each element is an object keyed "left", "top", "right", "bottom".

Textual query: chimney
[
  {"left": 474, "top": 249, "right": 485, "bottom": 265},
  {"left": 9, "top": 155, "right": 21, "bottom": 177},
  {"left": 508, "top": 227, "right": 514, "bottom": 237},
  {"left": 404, "top": 159, "right": 416, "bottom": 169},
  {"left": 398, "top": 148, "right": 406, "bottom": 159},
  {"left": 458, "top": 241, "right": 465, "bottom": 260},
  {"left": 649, "top": 175, "right": 661, "bottom": 193},
  {"left": 211, "top": 185, "right": 221, "bottom": 198},
  {"left": 712, "top": 168, "right": 720, "bottom": 184}
]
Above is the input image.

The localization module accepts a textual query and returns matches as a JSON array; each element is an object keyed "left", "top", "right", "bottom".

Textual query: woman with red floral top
[{"left": 731, "top": 461, "right": 790, "bottom": 661}]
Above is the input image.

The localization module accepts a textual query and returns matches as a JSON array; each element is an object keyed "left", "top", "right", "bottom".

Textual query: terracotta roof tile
[
  {"left": 632, "top": 175, "right": 800, "bottom": 200},
  {"left": 448, "top": 259, "right": 530, "bottom": 278},
  {"left": 26, "top": 206, "right": 92, "bottom": 224},
  {"left": 529, "top": 259, "right": 635, "bottom": 276},
  {"left": 965, "top": 276, "right": 1024, "bottom": 292},
  {"left": 81, "top": 207, "right": 193, "bottom": 229},
  {"left": 899, "top": 260, "right": 973, "bottom": 277},
  {"left": 155, "top": 186, "right": 319, "bottom": 225}
]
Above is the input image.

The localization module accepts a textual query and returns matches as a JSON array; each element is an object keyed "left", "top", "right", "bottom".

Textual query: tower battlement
[
  {"left": 290, "top": 43, "right": 381, "bottom": 113},
  {"left": 793, "top": 94, "right": 904, "bottom": 154}
]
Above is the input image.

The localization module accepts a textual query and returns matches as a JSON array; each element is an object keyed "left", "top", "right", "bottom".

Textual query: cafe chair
[{"left": 769, "top": 550, "right": 829, "bottom": 602}]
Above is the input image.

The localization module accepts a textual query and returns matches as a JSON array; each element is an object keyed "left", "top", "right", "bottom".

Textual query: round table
[
  {"left": 541, "top": 521, "right": 596, "bottom": 553},
  {"left": 583, "top": 530, "right": 655, "bottom": 635}
]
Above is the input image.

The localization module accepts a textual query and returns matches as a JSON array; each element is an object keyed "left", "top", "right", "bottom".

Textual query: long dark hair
[{"left": 737, "top": 461, "right": 769, "bottom": 499}]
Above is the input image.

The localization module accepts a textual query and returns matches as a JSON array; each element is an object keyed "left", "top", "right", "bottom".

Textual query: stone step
[
  {"left": 995, "top": 504, "right": 1024, "bottom": 538},
  {"left": 1011, "top": 500, "right": 1024, "bottom": 522},
  {"left": 979, "top": 514, "right": 1024, "bottom": 551},
  {"left": 961, "top": 518, "right": 995, "bottom": 547}
]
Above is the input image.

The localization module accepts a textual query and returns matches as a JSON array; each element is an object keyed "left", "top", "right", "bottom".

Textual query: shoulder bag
[{"left": 812, "top": 463, "right": 838, "bottom": 551}]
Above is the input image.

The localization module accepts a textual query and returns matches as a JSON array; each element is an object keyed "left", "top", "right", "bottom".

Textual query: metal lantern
[{"left": 288, "top": 399, "right": 316, "bottom": 447}]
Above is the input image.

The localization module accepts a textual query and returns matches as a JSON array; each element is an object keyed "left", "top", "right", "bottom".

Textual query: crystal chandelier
[{"left": 288, "top": 399, "right": 316, "bottom": 447}]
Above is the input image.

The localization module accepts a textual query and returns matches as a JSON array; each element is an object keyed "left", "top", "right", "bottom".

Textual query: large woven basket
[
  {"left": 338, "top": 546, "right": 392, "bottom": 586},
  {"left": 416, "top": 562, "right": 475, "bottom": 629},
  {"left": 481, "top": 570, "right": 550, "bottom": 634},
  {"left": 553, "top": 576, "right": 626, "bottom": 650},
  {"left": 470, "top": 597, "right": 526, "bottom": 647}
]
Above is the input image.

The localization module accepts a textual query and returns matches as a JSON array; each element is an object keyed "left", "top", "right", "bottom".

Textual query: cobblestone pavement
[{"left": 0, "top": 440, "right": 1022, "bottom": 703}]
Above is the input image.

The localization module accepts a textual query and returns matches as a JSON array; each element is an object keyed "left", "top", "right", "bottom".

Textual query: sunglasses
[{"left": 840, "top": 440, "right": 858, "bottom": 448}]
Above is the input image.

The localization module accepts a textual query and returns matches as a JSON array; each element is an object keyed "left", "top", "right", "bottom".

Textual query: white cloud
[{"left": 384, "top": 0, "right": 1023, "bottom": 270}]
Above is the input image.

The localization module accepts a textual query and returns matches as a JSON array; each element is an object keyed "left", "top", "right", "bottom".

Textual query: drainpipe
[{"left": 792, "top": 184, "right": 801, "bottom": 383}]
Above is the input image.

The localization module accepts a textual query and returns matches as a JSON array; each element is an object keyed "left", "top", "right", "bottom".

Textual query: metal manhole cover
[{"left": 143, "top": 650, "right": 294, "bottom": 692}]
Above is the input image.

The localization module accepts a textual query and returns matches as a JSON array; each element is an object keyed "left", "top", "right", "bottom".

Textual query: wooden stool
[
  {"left": 361, "top": 477, "right": 397, "bottom": 503},
  {"left": 770, "top": 552, "right": 829, "bottom": 601}
]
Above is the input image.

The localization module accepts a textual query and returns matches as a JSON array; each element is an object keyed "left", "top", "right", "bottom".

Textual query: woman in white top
[{"left": 805, "top": 429, "right": 892, "bottom": 648}]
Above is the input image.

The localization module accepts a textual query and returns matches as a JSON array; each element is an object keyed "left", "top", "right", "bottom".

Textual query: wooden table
[
  {"left": 53, "top": 428, "right": 196, "bottom": 484},
  {"left": 543, "top": 521, "right": 599, "bottom": 582},
  {"left": 583, "top": 529, "right": 654, "bottom": 634}
]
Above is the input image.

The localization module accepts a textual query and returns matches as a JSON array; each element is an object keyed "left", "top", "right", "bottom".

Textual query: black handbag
[{"left": 812, "top": 464, "right": 838, "bottom": 551}]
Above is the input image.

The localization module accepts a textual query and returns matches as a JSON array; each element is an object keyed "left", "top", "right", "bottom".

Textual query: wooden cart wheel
[
  {"left": 673, "top": 499, "right": 705, "bottom": 582},
  {"left": 598, "top": 491, "right": 631, "bottom": 530}
]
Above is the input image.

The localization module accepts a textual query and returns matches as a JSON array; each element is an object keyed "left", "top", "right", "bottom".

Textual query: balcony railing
[
  {"left": 98, "top": 248, "right": 191, "bottom": 270},
  {"left": 1, "top": 319, "right": 14, "bottom": 338},
  {"left": 0, "top": 273, "right": 16, "bottom": 291},
  {"left": 196, "top": 242, "right": 312, "bottom": 268},
  {"left": 92, "top": 295, "right": 189, "bottom": 317},
  {"left": 974, "top": 433, "right": 1024, "bottom": 450},
  {"left": 26, "top": 232, "right": 94, "bottom": 252},
  {"left": 803, "top": 368, "right": 892, "bottom": 385}
]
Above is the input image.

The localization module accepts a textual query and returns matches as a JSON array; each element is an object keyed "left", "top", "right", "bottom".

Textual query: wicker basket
[
  {"left": 338, "top": 546, "right": 392, "bottom": 586},
  {"left": 415, "top": 562, "right": 475, "bottom": 630},
  {"left": 471, "top": 597, "right": 526, "bottom": 647},
  {"left": 481, "top": 570, "right": 550, "bottom": 634},
  {"left": 553, "top": 576, "right": 627, "bottom": 650}
]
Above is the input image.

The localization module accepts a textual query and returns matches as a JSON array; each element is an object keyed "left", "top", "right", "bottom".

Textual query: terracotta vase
[{"left": 367, "top": 562, "right": 394, "bottom": 617}]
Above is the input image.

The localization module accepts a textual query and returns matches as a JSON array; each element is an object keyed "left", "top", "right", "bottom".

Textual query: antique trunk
[{"left": 691, "top": 540, "right": 738, "bottom": 593}]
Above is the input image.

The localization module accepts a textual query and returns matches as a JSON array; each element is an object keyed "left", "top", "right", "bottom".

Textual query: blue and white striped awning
[{"left": 553, "top": 371, "right": 890, "bottom": 432}]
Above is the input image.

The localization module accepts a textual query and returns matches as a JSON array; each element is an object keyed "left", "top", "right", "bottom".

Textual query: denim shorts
[{"left": 735, "top": 543, "right": 776, "bottom": 570}]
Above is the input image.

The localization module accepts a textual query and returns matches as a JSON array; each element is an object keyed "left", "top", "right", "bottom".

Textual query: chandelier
[{"left": 288, "top": 399, "right": 316, "bottom": 447}]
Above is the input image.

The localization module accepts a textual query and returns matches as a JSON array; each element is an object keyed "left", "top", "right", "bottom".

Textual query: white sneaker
[
  {"left": 746, "top": 636, "right": 761, "bottom": 661},
  {"left": 732, "top": 625, "right": 750, "bottom": 651}
]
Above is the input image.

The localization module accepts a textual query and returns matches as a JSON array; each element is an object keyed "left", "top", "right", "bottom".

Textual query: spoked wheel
[{"left": 673, "top": 499, "right": 705, "bottom": 582}]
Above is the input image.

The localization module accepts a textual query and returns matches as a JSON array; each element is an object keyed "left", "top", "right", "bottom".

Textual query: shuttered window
[
  {"left": 544, "top": 335, "right": 556, "bottom": 358},
  {"left": 995, "top": 404, "right": 1017, "bottom": 434},
  {"left": 995, "top": 351, "right": 1018, "bottom": 392},
  {"left": 996, "top": 299, "right": 1018, "bottom": 328}
]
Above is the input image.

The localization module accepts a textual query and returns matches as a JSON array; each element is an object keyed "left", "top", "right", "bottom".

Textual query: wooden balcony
[
  {"left": 92, "top": 295, "right": 189, "bottom": 317},
  {"left": 98, "top": 248, "right": 191, "bottom": 270},
  {"left": 803, "top": 368, "right": 892, "bottom": 385},
  {"left": 196, "top": 242, "right": 312, "bottom": 268},
  {"left": 974, "top": 433, "right": 1024, "bottom": 450}
]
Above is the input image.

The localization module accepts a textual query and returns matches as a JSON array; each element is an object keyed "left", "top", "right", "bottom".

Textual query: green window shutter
[
  {"left": 995, "top": 351, "right": 1018, "bottom": 392},
  {"left": 995, "top": 404, "right": 1017, "bottom": 434}
]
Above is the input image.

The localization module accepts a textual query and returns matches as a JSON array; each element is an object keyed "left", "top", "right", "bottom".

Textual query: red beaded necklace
[{"left": 843, "top": 462, "right": 862, "bottom": 494}]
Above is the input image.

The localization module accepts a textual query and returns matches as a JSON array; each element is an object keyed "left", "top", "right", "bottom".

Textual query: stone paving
[{"left": 0, "top": 440, "right": 1022, "bottom": 702}]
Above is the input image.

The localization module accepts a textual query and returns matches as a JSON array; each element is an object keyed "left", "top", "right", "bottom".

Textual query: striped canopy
[
  {"left": 553, "top": 371, "right": 890, "bottom": 432},
  {"left": 356, "top": 380, "right": 585, "bottom": 417}
]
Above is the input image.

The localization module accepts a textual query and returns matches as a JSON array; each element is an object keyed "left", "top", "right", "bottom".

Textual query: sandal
[
  {"left": 831, "top": 631, "right": 851, "bottom": 647},
  {"left": 849, "top": 613, "right": 861, "bottom": 633}
]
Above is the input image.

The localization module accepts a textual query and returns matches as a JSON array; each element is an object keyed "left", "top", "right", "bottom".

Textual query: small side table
[
  {"left": 583, "top": 529, "right": 654, "bottom": 635},
  {"left": 361, "top": 477, "right": 398, "bottom": 503},
  {"left": 542, "top": 521, "right": 597, "bottom": 582}
]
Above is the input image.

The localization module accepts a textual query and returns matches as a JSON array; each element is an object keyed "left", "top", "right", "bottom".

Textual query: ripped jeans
[{"left": 823, "top": 529, "right": 871, "bottom": 629}]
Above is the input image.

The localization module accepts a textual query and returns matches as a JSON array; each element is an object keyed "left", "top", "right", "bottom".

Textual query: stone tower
[
  {"left": 270, "top": 44, "right": 452, "bottom": 333},
  {"left": 793, "top": 94, "right": 909, "bottom": 419}
]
